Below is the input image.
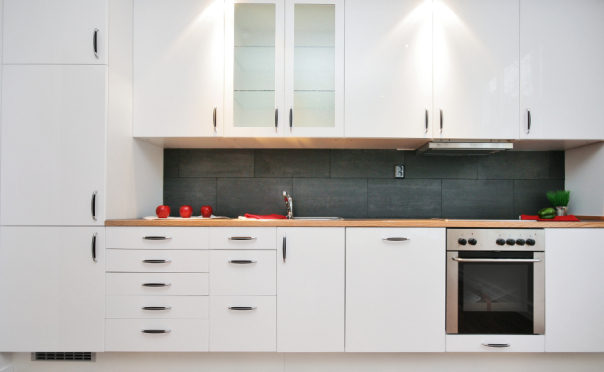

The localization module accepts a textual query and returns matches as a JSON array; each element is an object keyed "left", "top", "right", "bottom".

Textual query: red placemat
[
  {"left": 521, "top": 214, "right": 580, "bottom": 221},
  {"left": 244, "top": 213, "right": 287, "bottom": 220}
]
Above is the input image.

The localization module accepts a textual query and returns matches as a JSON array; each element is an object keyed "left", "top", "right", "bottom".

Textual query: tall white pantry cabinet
[{"left": 0, "top": 0, "right": 108, "bottom": 352}]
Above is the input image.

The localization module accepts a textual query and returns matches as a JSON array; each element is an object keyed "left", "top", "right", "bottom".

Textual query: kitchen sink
[{"left": 292, "top": 217, "right": 343, "bottom": 221}]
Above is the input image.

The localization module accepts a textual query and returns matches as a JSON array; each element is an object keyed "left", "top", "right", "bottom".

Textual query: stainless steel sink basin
[{"left": 292, "top": 217, "right": 343, "bottom": 221}]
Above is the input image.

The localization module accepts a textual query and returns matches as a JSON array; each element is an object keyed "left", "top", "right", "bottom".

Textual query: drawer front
[
  {"left": 106, "top": 227, "right": 208, "bottom": 249},
  {"left": 106, "top": 273, "right": 208, "bottom": 296},
  {"left": 209, "top": 227, "right": 276, "bottom": 250},
  {"left": 106, "top": 295, "right": 208, "bottom": 319},
  {"left": 106, "top": 249, "right": 209, "bottom": 273},
  {"left": 105, "top": 319, "right": 209, "bottom": 352},
  {"left": 209, "top": 296, "right": 276, "bottom": 352},
  {"left": 210, "top": 250, "right": 276, "bottom": 295},
  {"left": 445, "top": 335, "right": 545, "bottom": 352}
]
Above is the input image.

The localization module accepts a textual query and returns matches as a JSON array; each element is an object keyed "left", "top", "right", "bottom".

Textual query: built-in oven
[{"left": 446, "top": 229, "right": 545, "bottom": 335}]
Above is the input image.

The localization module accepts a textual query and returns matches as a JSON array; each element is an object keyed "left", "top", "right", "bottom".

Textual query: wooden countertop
[{"left": 106, "top": 218, "right": 604, "bottom": 228}]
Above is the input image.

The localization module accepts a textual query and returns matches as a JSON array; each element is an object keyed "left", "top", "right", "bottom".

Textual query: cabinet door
[
  {"left": 284, "top": 0, "right": 344, "bottom": 137},
  {"left": 0, "top": 227, "right": 105, "bottom": 352},
  {"left": 433, "top": 0, "right": 519, "bottom": 139},
  {"left": 346, "top": 228, "right": 445, "bottom": 352},
  {"left": 520, "top": 0, "right": 604, "bottom": 140},
  {"left": 3, "top": 0, "right": 107, "bottom": 64},
  {"left": 277, "top": 227, "right": 344, "bottom": 351},
  {"left": 133, "top": 0, "right": 225, "bottom": 137},
  {"left": 345, "top": 0, "right": 432, "bottom": 138},
  {"left": 545, "top": 229, "right": 604, "bottom": 352},
  {"left": 225, "top": 0, "right": 286, "bottom": 137},
  {"left": 1, "top": 65, "right": 106, "bottom": 226}
]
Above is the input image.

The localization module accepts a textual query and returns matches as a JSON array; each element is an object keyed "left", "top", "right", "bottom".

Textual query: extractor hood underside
[{"left": 416, "top": 142, "right": 514, "bottom": 156}]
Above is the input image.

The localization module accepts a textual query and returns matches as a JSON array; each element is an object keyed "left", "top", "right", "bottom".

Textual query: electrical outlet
[{"left": 395, "top": 165, "right": 405, "bottom": 178}]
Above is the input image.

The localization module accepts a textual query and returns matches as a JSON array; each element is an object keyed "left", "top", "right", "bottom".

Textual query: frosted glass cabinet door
[
  {"left": 225, "top": 0, "right": 285, "bottom": 137},
  {"left": 433, "top": 0, "right": 520, "bottom": 140},
  {"left": 133, "top": 0, "right": 224, "bottom": 137},
  {"left": 284, "top": 0, "right": 344, "bottom": 137},
  {"left": 520, "top": 0, "right": 604, "bottom": 140},
  {"left": 345, "top": 0, "right": 432, "bottom": 138}
]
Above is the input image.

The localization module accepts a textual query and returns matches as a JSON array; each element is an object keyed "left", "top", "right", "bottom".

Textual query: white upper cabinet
[
  {"left": 520, "top": 0, "right": 604, "bottom": 140},
  {"left": 1, "top": 65, "right": 106, "bottom": 226},
  {"left": 345, "top": 0, "right": 432, "bottom": 138},
  {"left": 433, "top": 0, "right": 520, "bottom": 140},
  {"left": 3, "top": 0, "right": 107, "bottom": 64},
  {"left": 133, "top": 0, "right": 224, "bottom": 137}
]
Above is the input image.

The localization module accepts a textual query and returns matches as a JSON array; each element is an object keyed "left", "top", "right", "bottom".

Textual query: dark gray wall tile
[
  {"left": 549, "top": 151, "right": 565, "bottom": 180},
  {"left": 478, "top": 151, "right": 549, "bottom": 179},
  {"left": 217, "top": 178, "right": 292, "bottom": 218},
  {"left": 513, "top": 180, "right": 566, "bottom": 217},
  {"left": 442, "top": 180, "right": 514, "bottom": 219},
  {"left": 164, "top": 178, "right": 217, "bottom": 217},
  {"left": 255, "top": 150, "right": 330, "bottom": 178},
  {"left": 405, "top": 152, "right": 477, "bottom": 179},
  {"left": 330, "top": 150, "right": 405, "bottom": 178},
  {"left": 368, "top": 179, "right": 441, "bottom": 218},
  {"left": 164, "top": 149, "right": 179, "bottom": 178},
  {"left": 294, "top": 178, "right": 367, "bottom": 218},
  {"left": 180, "top": 149, "right": 254, "bottom": 177}
]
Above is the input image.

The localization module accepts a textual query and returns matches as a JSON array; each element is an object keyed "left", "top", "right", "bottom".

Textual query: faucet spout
[{"left": 283, "top": 191, "right": 293, "bottom": 219}]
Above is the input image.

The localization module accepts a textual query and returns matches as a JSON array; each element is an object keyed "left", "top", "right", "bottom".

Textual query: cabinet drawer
[
  {"left": 106, "top": 249, "right": 209, "bottom": 273},
  {"left": 106, "top": 273, "right": 208, "bottom": 296},
  {"left": 105, "top": 319, "right": 209, "bottom": 352},
  {"left": 106, "top": 227, "right": 208, "bottom": 249},
  {"left": 209, "top": 227, "right": 276, "bottom": 249},
  {"left": 210, "top": 250, "right": 276, "bottom": 295},
  {"left": 209, "top": 296, "right": 276, "bottom": 351},
  {"left": 106, "top": 295, "right": 208, "bottom": 319},
  {"left": 445, "top": 335, "right": 544, "bottom": 352}
]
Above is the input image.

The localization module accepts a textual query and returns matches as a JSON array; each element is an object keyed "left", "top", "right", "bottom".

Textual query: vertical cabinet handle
[
  {"left": 282, "top": 234, "right": 287, "bottom": 262},
  {"left": 289, "top": 107, "right": 293, "bottom": 131},
  {"left": 527, "top": 109, "right": 531, "bottom": 134},
  {"left": 275, "top": 107, "right": 279, "bottom": 131},
  {"left": 93, "top": 29, "right": 99, "bottom": 59},
  {"left": 91, "top": 190, "right": 97, "bottom": 221},
  {"left": 91, "top": 233, "right": 98, "bottom": 262},
  {"left": 213, "top": 106, "right": 217, "bottom": 131},
  {"left": 425, "top": 109, "right": 429, "bottom": 133},
  {"left": 439, "top": 109, "right": 443, "bottom": 133}
]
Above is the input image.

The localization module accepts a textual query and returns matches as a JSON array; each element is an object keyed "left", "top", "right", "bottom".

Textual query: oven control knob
[
  {"left": 468, "top": 238, "right": 477, "bottom": 245},
  {"left": 496, "top": 238, "right": 506, "bottom": 246},
  {"left": 458, "top": 238, "right": 467, "bottom": 245},
  {"left": 526, "top": 238, "right": 536, "bottom": 246},
  {"left": 506, "top": 239, "right": 516, "bottom": 246},
  {"left": 516, "top": 239, "right": 526, "bottom": 246}
]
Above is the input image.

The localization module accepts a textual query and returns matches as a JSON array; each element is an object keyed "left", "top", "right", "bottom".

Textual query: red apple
[
  {"left": 156, "top": 205, "right": 171, "bottom": 218},
  {"left": 201, "top": 205, "right": 213, "bottom": 218},
  {"left": 179, "top": 205, "right": 193, "bottom": 218}
]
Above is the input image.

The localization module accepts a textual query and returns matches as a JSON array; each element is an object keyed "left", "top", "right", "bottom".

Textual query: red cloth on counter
[
  {"left": 244, "top": 213, "right": 287, "bottom": 219},
  {"left": 521, "top": 214, "right": 580, "bottom": 221}
]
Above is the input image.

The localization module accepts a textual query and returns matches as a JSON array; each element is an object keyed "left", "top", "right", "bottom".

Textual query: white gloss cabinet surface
[
  {"left": 106, "top": 249, "right": 209, "bottom": 273},
  {"left": 277, "top": 227, "right": 345, "bottom": 352},
  {"left": 1, "top": 65, "right": 106, "bottom": 226},
  {"left": 106, "top": 227, "right": 209, "bottom": 249},
  {"left": 106, "top": 296, "right": 209, "bottom": 319},
  {"left": 346, "top": 228, "right": 446, "bottom": 352},
  {"left": 3, "top": 0, "right": 107, "bottom": 64},
  {"left": 545, "top": 229, "right": 604, "bottom": 352},
  {"left": 0, "top": 227, "right": 105, "bottom": 352},
  {"left": 446, "top": 335, "right": 544, "bottom": 352},
  {"left": 345, "top": 0, "right": 432, "bottom": 139},
  {"left": 433, "top": 0, "right": 519, "bottom": 140},
  {"left": 209, "top": 250, "right": 276, "bottom": 295},
  {"left": 133, "top": 0, "right": 224, "bottom": 137},
  {"left": 520, "top": 0, "right": 604, "bottom": 140}
]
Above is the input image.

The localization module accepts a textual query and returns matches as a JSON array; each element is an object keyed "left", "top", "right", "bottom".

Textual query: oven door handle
[{"left": 452, "top": 257, "right": 541, "bottom": 263}]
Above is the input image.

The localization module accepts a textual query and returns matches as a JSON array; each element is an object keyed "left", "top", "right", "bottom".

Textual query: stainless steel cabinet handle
[
  {"left": 229, "top": 260, "right": 257, "bottom": 264},
  {"left": 439, "top": 108, "right": 443, "bottom": 133},
  {"left": 382, "top": 237, "right": 410, "bottom": 242},
  {"left": 91, "top": 190, "right": 97, "bottom": 221},
  {"left": 527, "top": 108, "right": 531, "bottom": 134},
  {"left": 289, "top": 107, "right": 293, "bottom": 131},
  {"left": 142, "top": 306, "right": 172, "bottom": 311},
  {"left": 453, "top": 257, "right": 540, "bottom": 263},
  {"left": 482, "top": 343, "right": 510, "bottom": 348},
  {"left": 142, "top": 259, "right": 172, "bottom": 264},
  {"left": 228, "top": 237, "right": 256, "bottom": 241},
  {"left": 282, "top": 233, "right": 287, "bottom": 262},
  {"left": 93, "top": 29, "right": 99, "bottom": 59},
  {"left": 228, "top": 306, "right": 257, "bottom": 311},
  {"left": 91, "top": 232, "right": 98, "bottom": 262},
  {"left": 275, "top": 107, "right": 279, "bottom": 131},
  {"left": 142, "top": 329, "right": 171, "bottom": 334},
  {"left": 142, "top": 283, "right": 171, "bottom": 287},
  {"left": 425, "top": 109, "right": 429, "bottom": 133},
  {"left": 143, "top": 236, "right": 172, "bottom": 241},
  {"left": 213, "top": 106, "right": 217, "bottom": 131}
]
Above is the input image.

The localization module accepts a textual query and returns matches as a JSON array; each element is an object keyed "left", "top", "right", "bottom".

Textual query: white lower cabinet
[
  {"left": 346, "top": 228, "right": 445, "bottom": 352},
  {"left": 106, "top": 296, "right": 209, "bottom": 320},
  {"left": 210, "top": 250, "right": 276, "bottom": 296},
  {"left": 446, "top": 335, "right": 544, "bottom": 353}
]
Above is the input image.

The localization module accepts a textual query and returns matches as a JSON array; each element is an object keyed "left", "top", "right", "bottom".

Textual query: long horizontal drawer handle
[
  {"left": 482, "top": 343, "right": 510, "bottom": 348},
  {"left": 142, "top": 259, "right": 172, "bottom": 264},
  {"left": 143, "top": 236, "right": 172, "bottom": 241},
  {"left": 142, "top": 329, "right": 171, "bottom": 334},
  {"left": 228, "top": 260, "right": 257, "bottom": 264},
  {"left": 382, "top": 237, "right": 410, "bottom": 242},
  {"left": 453, "top": 258, "right": 540, "bottom": 263},
  {"left": 228, "top": 306, "right": 257, "bottom": 311},
  {"left": 142, "top": 283, "right": 172, "bottom": 287},
  {"left": 228, "top": 237, "right": 257, "bottom": 241},
  {"left": 142, "top": 306, "right": 172, "bottom": 311}
]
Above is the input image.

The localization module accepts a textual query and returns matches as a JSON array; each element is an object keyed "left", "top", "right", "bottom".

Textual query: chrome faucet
[{"left": 283, "top": 191, "right": 293, "bottom": 219}]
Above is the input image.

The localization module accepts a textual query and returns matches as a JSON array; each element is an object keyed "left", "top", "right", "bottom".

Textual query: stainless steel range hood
[{"left": 416, "top": 142, "right": 513, "bottom": 156}]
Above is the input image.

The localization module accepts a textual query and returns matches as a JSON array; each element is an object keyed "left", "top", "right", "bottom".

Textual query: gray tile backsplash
[{"left": 164, "top": 149, "right": 565, "bottom": 219}]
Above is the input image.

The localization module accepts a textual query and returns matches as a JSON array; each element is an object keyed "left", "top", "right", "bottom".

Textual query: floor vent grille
[{"left": 31, "top": 352, "right": 95, "bottom": 362}]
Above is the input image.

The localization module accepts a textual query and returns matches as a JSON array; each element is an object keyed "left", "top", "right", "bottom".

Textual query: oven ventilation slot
[{"left": 31, "top": 352, "right": 95, "bottom": 362}]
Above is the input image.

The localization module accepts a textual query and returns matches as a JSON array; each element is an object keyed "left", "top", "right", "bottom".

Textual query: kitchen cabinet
[
  {"left": 1, "top": 65, "right": 106, "bottom": 226},
  {"left": 433, "top": 0, "right": 519, "bottom": 140},
  {"left": 133, "top": 0, "right": 225, "bottom": 137},
  {"left": 0, "top": 227, "right": 105, "bottom": 352},
  {"left": 519, "top": 0, "right": 604, "bottom": 140},
  {"left": 276, "top": 227, "right": 345, "bottom": 352},
  {"left": 545, "top": 229, "right": 604, "bottom": 352},
  {"left": 3, "top": 0, "right": 107, "bottom": 64},
  {"left": 224, "top": 0, "right": 344, "bottom": 138},
  {"left": 345, "top": 0, "right": 432, "bottom": 139},
  {"left": 346, "top": 228, "right": 446, "bottom": 352}
]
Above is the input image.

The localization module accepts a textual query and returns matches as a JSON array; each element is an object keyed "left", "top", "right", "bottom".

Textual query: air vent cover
[{"left": 31, "top": 352, "right": 95, "bottom": 362}]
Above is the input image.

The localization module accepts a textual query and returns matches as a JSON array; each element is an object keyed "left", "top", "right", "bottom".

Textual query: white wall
[{"left": 565, "top": 142, "right": 604, "bottom": 216}]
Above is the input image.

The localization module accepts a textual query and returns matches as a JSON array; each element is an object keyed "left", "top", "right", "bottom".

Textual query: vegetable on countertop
[{"left": 538, "top": 207, "right": 556, "bottom": 219}]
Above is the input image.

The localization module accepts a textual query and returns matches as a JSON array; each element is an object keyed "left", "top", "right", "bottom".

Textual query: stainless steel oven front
[{"left": 446, "top": 229, "right": 545, "bottom": 335}]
